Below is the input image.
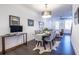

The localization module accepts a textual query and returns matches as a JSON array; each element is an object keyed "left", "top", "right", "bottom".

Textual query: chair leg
[
  {"left": 49, "top": 42, "right": 52, "bottom": 49},
  {"left": 41, "top": 41, "right": 43, "bottom": 47},
  {"left": 37, "top": 41, "right": 42, "bottom": 46},
  {"left": 39, "top": 41, "right": 41, "bottom": 46},
  {"left": 43, "top": 40, "right": 46, "bottom": 50},
  {"left": 52, "top": 40, "right": 54, "bottom": 46},
  {"left": 37, "top": 41, "right": 39, "bottom": 46},
  {"left": 40, "top": 41, "right": 42, "bottom": 46}
]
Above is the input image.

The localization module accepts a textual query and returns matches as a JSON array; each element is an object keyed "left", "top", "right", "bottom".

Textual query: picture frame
[
  {"left": 9, "top": 15, "right": 20, "bottom": 26},
  {"left": 28, "top": 19, "right": 34, "bottom": 26},
  {"left": 74, "top": 7, "right": 79, "bottom": 24},
  {"left": 39, "top": 21, "right": 44, "bottom": 29}
]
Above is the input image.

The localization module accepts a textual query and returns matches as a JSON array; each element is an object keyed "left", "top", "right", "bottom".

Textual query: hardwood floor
[
  {"left": 0, "top": 34, "right": 75, "bottom": 55},
  {"left": 51, "top": 34, "right": 75, "bottom": 55}
]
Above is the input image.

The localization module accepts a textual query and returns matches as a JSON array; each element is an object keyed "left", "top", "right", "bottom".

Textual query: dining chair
[
  {"left": 35, "top": 34, "right": 43, "bottom": 47},
  {"left": 44, "top": 30, "right": 56, "bottom": 49}
]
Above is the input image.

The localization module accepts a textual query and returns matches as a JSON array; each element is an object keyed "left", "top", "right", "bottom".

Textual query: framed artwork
[
  {"left": 28, "top": 19, "right": 34, "bottom": 26},
  {"left": 9, "top": 15, "right": 20, "bottom": 26},
  {"left": 39, "top": 21, "right": 44, "bottom": 29},
  {"left": 74, "top": 7, "right": 79, "bottom": 24}
]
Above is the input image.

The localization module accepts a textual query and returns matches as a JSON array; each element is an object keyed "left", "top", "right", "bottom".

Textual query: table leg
[
  {"left": 23, "top": 34, "right": 24, "bottom": 44},
  {"left": 23, "top": 34, "right": 27, "bottom": 45},
  {"left": 42, "top": 37, "right": 46, "bottom": 50},
  {"left": 2, "top": 37, "right": 5, "bottom": 54},
  {"left": 25, "top": 33, "right": 27, "bottom": 45}
]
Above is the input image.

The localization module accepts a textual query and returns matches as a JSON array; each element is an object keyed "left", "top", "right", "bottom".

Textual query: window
[
  {"left": 55, "top": 21, "right": 59, "bottom": 29},
  {"left": 65, "top": 20, "right": 72, "bottom": 30}
]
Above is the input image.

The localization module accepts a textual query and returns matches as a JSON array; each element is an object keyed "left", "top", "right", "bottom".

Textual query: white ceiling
[{"left": 23, "top": 4, "right": 72, "bottom": 18}]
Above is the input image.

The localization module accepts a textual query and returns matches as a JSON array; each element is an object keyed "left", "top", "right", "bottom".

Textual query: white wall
[
  {"left": 0, "top": 4, "right": 41, "bottom": 51},
  {"left": 71, "top": 4, "right": 79, "bottom": 54}
]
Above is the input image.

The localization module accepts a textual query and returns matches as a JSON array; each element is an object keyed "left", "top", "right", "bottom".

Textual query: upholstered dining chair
[
  {"left": 44, "top": 30, "right": 56, "bottom": 49},
  {"left": 35, "top": 34, "right": 43, "bottom": 47}
]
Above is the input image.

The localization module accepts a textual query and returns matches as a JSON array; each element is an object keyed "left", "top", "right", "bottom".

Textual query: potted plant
[{"left": 43, "top": 28, "right": 49, "bottom": 33}]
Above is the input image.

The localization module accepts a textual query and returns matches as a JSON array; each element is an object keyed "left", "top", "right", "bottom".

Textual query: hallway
[{"left": 51, "top": 34, "right": 75, "bottom": 55}]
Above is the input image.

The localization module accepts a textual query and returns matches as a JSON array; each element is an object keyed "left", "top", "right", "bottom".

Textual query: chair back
[
  {"left": 49, "top": 30, "right": 56, "bottom": 40},
  {"left": 35, "top": 34, "right": 42, "bottom": 41}
]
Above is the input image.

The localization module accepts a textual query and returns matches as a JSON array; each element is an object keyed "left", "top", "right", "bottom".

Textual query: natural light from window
[
  {"left": 55, "top": 21, "right": 59, "bottom": 29},
  {"left": 65, "top": 19, "right": 72, "bottom": 30}
]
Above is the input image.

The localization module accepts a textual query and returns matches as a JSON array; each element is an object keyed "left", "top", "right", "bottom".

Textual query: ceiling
[{"left": 23, "top": 4, "right": 72, "bottom": 18}]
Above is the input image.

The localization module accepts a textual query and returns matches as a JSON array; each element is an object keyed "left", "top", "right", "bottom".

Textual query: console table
[{"left": 1, "top": 32, "right": 27, "bottom": 54}]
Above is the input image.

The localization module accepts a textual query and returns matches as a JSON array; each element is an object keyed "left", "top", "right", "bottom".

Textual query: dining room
[{"left": 0, "top": 4, "right": 75, "bottom": 55}]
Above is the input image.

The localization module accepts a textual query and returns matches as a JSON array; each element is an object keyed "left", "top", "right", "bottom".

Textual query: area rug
[
  {"left": 33, "top": 41, "right": 61, "bottom": 54},
  {"left": 52, "top": 41, "right": 61, "bottom": 50}
]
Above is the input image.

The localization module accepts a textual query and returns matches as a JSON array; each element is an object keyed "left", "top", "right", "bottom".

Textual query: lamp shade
[{"left": 42, "top": 11, "right": 51, "bottom": 18}]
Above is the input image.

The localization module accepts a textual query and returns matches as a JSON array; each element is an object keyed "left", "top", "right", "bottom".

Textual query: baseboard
[{"left": 71, "top": 40, "right": 76, "bottom": 55}]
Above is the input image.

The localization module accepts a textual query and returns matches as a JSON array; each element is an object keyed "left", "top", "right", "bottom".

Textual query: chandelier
[{"left": 42, "top": 4, "right": 52, "bottom": 18}]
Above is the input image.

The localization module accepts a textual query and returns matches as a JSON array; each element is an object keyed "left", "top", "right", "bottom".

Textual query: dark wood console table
[{"left": 1, "top": 32, "right": 27, "bottom": 54}]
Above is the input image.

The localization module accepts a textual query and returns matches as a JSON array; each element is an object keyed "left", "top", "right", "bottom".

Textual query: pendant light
[{"left": 42, "top": 4, "right": 51, "bottom": 18}]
